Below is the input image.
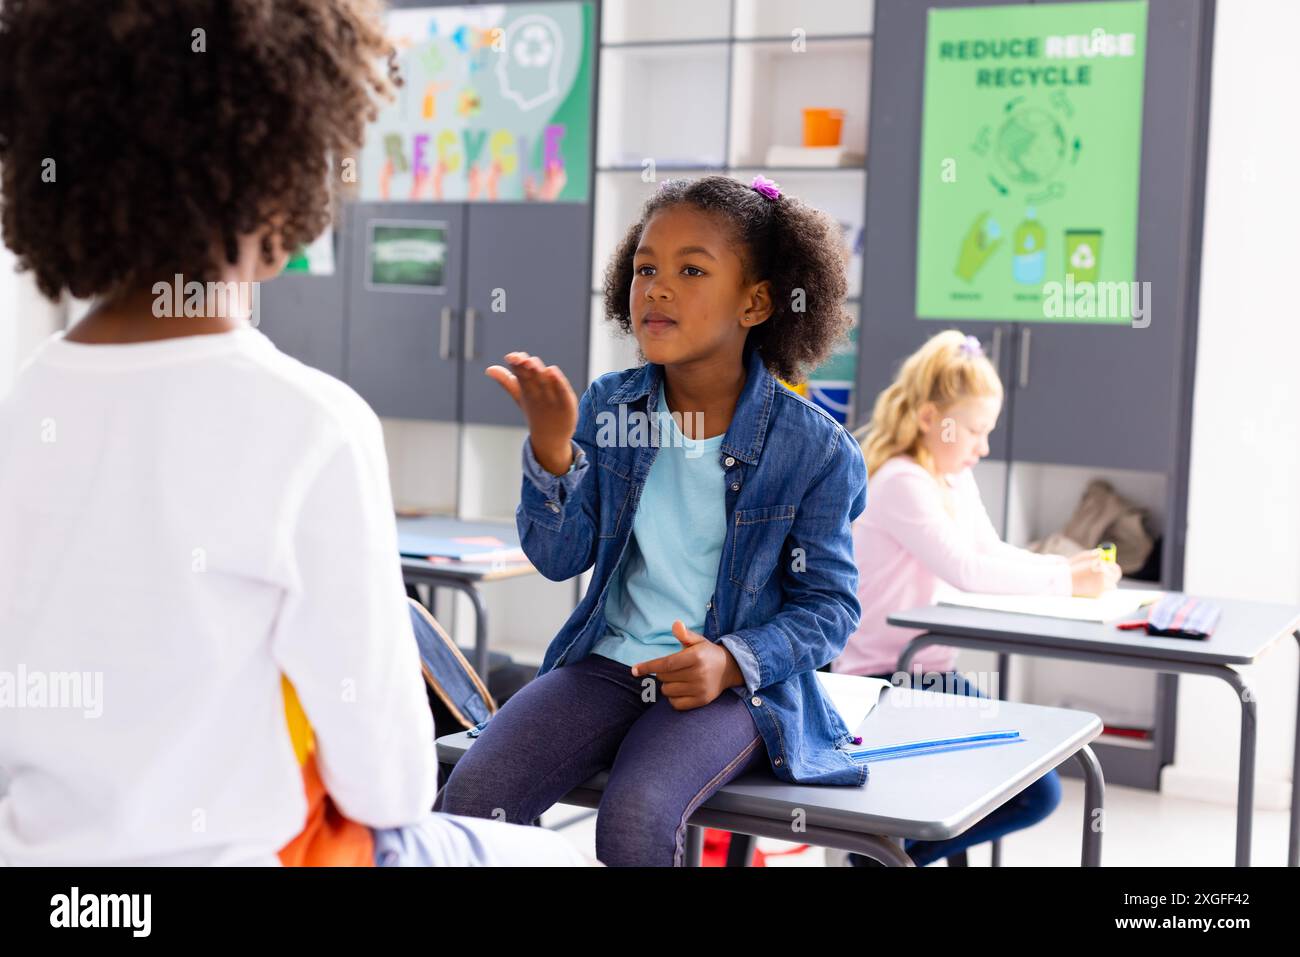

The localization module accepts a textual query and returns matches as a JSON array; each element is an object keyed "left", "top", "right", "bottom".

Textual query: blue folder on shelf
[{"left": 398, "top": 533, "right": 527, "bottom": 565}]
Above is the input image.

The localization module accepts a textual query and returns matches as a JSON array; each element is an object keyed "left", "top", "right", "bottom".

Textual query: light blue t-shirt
[{"left": 593, "top": 388, "right": 726, "bottom": 667}]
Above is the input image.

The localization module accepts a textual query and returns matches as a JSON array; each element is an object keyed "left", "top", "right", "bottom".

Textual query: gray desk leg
[
  {"left": 466, "top": 585, "right": 489, "bottom": 681},
  {"left": 991, "top": 652, "right": 1010, "bottom": 868},
  {"left": 852, "top": 837, "right": 915, "bottom": 866},
  {"left": 1205, "top": 665, "right": 1257, "bottom": 867},
  {"left": 425, "top": 579, "right": 490, "bottom": 680},
  {"left": 908, "top": 634, "right": 1264, "bottom": 866},
  {"left": 726, "top": 834, "right": 756, "bottom": 866},
  {"left": 684, "top": 825, "right": 703, "bottom": 867},
  {"left": 1075, "top": 744, "right": 1105, "bottom": 866},
  {"left": 1238, "top": 675, "right": 1258, "bottom": 868},
  {"left": 1291, "top": 631, "right": 1299, "bottom": 866},
  {"left": 668, "top": 804, "right": 917, "bottom": 867},
  {"left": 897, "top": 642, "right": 1012, "bottom": 867}
]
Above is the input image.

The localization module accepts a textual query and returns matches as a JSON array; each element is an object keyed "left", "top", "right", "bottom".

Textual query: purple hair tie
[
  {"left": 958, "top": 334, "right": 983, "bottom": 358},
  {"left": 750, "top": 174, "right": 782, "bottom": 201}
]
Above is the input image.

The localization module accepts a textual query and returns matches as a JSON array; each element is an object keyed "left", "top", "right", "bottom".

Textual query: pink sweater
[{"left": 834, "top": 455, "right": 1072, "bottom": 677}]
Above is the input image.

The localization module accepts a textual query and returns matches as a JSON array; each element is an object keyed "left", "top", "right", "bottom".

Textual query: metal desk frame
[{"left": 898, "top": 629, "right": 1300, "bottom": 867}]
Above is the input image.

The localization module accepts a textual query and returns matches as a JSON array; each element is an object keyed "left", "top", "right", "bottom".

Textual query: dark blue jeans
[
  {"left": 438, "top": 653, "right": 767, "bottom": 866},
  {"left": 851, "top": 671, "right": 1063, "bottom": 867}
]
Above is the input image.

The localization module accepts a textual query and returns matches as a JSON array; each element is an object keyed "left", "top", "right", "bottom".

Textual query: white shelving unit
[
  {"left": 1002, "top": 459, "right": 1172, "bottom": 755},
  {"left": 733, "top": 0, "right": 875, "bottom": 38}
]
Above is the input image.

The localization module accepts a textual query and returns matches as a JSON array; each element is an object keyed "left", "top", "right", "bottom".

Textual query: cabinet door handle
[
  {"left": 465, "top": 307, "right": 478, "bottom": 360},
  {"left": 1018, "top": 327, "right": 1031, "bottom": 388},
  {"left": 990, "top": 326, "right": 1003, "bottom": 369},
  {"left": 439, "top": 306, "right": 455, "bottom": 360}
]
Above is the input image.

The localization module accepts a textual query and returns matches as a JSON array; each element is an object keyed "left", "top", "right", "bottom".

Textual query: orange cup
[{"left": 802, "top": 108, "right": 845, "bottom": 147}]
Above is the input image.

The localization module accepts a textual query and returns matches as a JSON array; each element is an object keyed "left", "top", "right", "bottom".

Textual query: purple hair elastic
[
  {"left": 958, "top": 334, "right": 983, "bottom": 358},
  {"left": 750, "top": 174, "right": 782, "bottom": 201}
]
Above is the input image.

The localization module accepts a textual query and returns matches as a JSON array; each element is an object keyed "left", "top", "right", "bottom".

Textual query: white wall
[
  {"left": 0, "top": 245, "right": 63, "bottom": 399},
  {"left": 1167, "top": 0, "right": 1300, "bottom": 809}
]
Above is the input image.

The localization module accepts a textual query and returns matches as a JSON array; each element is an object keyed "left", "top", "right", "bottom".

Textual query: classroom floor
[{"left": 538, "top": 778, "right": 1296, "bottom": 867}]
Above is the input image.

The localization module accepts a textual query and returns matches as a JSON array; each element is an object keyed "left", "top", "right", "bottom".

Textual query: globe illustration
[{"left": 994, "top": 108, "right": 1067, "bottom": 186}]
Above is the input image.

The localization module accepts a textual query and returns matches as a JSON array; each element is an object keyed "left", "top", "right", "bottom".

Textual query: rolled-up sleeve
[
  {"left": 720, "top": 636, "right": 763, "bottom": 696},
  {"left": 515, "top": 385, "right": 603, "bottom": 581}
]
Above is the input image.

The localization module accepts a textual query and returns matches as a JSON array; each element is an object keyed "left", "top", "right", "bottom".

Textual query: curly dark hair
[
  {"left": 0, "top": 0, "right": 399, "bottom": 301},
  {"left": 601, "top": 175, "right": 853, "bottom": 383}
]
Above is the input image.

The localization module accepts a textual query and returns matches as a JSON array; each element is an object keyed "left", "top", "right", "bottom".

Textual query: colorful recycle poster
[
  {"left": 915, "top": 2, "right": 1147, "bottom": 322},
  {"left": 360, "top": 3, "right": 592, "bottom": 203}
]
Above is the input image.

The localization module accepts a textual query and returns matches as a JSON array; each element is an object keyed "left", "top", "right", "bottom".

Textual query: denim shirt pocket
[
  {"left": 729, "top": 505, "right": 797, "bottom": 594},
  {"left": 597, "top": 457, "right": 634, "bottom": 540}
]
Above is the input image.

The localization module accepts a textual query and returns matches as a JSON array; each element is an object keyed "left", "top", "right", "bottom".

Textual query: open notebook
[
  {"left": 933, "top": 583, "right": 1164, "bottom": 623},
  {"left": 815, "top": 671, "right": 891, "bottom": 734}
]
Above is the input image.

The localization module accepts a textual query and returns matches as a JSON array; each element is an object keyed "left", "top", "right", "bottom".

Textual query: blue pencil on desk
[{"left": 847, "top": 729, "right": 1022, "bottom": 761}]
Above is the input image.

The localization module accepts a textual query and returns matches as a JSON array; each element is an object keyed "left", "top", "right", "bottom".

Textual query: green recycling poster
[{"left": 915, "top": 1, "right": 1147, "bottom": 323}]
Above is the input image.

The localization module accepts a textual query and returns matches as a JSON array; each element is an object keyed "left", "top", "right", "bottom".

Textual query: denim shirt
[{"left": 513, "top": 342, "right": 869, "bottom": 787}]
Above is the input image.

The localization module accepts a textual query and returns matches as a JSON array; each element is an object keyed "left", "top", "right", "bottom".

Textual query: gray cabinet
[
  {"left": 263, "top": 199, "right": 592, "bottom": 425},
  {"left": 346, "top": 202, "right": 466, "bottom": 421},
  {"left": 256, "top": 215, "right": 349, "bottom": 381},
  {"left": 859, "top": 0, "right": 1211, "bottom": 534},
  {"left": 461, "top": 203, "right": 592, "bottom": 427},
  {"left": 1005, "top": 322, "right": 1176, "bottom": 472},
  {"left": 858, "top": 0, "right": 1216, "bottom": 791},
  {"left": 1009, "top": 0, "right": 1210, "bottom": 475}
]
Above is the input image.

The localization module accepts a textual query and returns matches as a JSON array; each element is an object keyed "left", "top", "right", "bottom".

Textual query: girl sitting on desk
[
  {"left": 835, "top": 330, "right": 1120, "bottom": 866},
  {"left": 440, "top": 175, "right": 869, "bottom": 865}
]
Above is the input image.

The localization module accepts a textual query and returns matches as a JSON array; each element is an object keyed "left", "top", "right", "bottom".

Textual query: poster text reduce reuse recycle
[{"left": 915, "top": 1, "right": 1148, "bottom": 324}]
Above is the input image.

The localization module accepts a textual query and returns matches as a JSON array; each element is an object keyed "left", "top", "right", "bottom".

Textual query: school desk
[
  {"left": 398, "top": 515, "right": 537, "bottom": 679},
  {"left": 889, "top": 596, "right": 1300, "bottom": 867},
  {"left": 434, "top": 682, "right": 1106, "bottom": 866}
]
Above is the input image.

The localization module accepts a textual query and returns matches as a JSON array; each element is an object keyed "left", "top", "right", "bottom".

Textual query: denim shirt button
[
  {"left": 773, "top": 756, "right": 783, "bottom": 767},
  {"left": 750, "top": 696, "right": 762, "bottom": 707},
  {"left": 545, "top": 501, "right": 560, "bottom": 513},
  {"left": 723, "top": 455, "right": 736, "bottom": 468},
  {"left": 730, "top": 482, "right": 741, "bottom": 492},
  {"left": 705, "top": 600, "right": 712, "bottom": 610}
]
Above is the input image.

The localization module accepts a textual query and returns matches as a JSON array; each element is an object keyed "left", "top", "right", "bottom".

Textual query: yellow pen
[{"left": 1098, "top": 541, "right": 1117, "bottom": 564}]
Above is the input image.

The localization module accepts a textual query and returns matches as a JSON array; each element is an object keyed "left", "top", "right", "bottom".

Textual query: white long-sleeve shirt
[
  {"left": 0, "top": 326, "right": 437, "bottom": 866},
  {"left": 835, "top": 454, "right": 1072, "bottom": 677}
]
